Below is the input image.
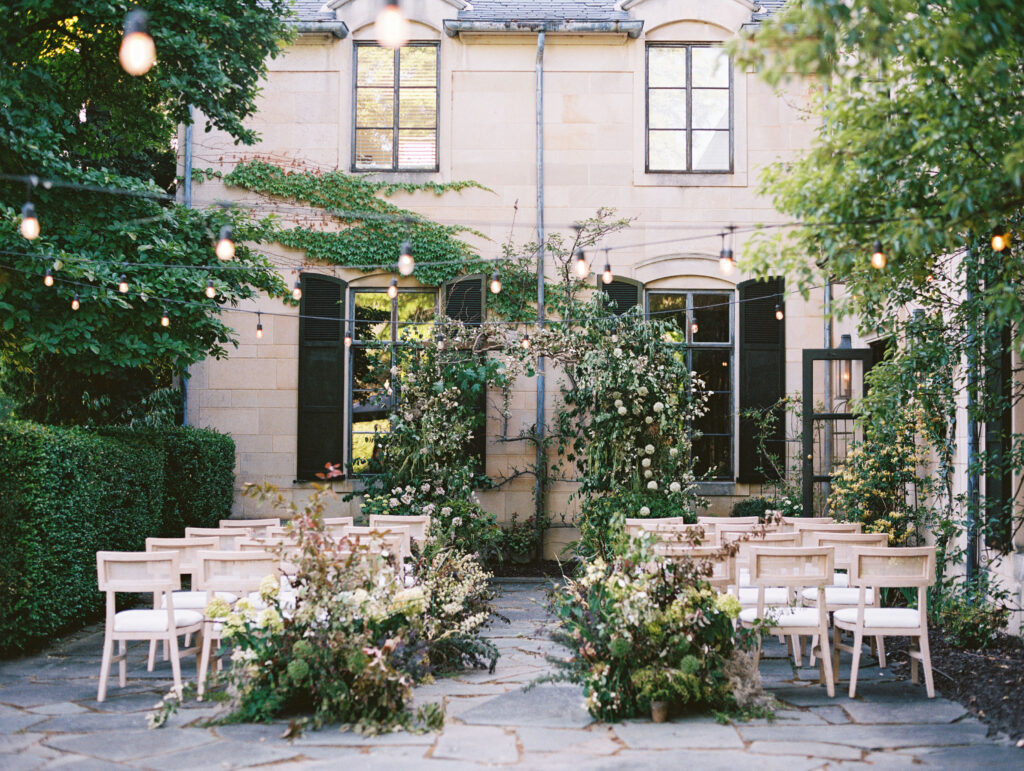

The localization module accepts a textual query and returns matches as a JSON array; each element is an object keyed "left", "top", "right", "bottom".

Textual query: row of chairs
[
  {"left": 625, "top": 515, "right": 860, "bottom": 547},
  {"left": 95, "top": 514, "right": 431, "bottom": 702},
  {"left": 638, "top": 523, "right": 936, "bottom": 699}
]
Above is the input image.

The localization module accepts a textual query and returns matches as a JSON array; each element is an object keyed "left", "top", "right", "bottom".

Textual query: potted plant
[{"left": 632, "top": 667, "right": 675, "bottom": 723}]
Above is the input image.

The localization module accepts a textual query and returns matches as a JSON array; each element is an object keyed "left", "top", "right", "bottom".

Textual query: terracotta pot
[{"left": 650, "top": 700, "right": 670, "bottom": 723}]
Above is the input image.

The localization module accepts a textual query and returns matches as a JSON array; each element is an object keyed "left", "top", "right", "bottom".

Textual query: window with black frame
[
  {"left": 348, "top": 288, "right": 436, "bottom": 474},
  {"left": 353, "top": 42, "right": 439, "bottom": 171},
  {"left": 646, "top": 44, "right": 732, "bottom": 173},
  {"left": 648, "top": 290, "right": 734, "bottom": 479}
]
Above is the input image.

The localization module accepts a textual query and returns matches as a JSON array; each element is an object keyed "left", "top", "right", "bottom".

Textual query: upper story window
[
  {"left": 648, "top": 290, "right": 734, "bottom": 480},
  {"left": 353, "top": 42, "right": 439, "bottom": 172},
  {"left": 646, "top": 44, "right": 732, "bottom": 173}
]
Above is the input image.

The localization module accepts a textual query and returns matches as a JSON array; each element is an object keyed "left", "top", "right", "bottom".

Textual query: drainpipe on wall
[
  {"left": 822, "top": 279, "right": 832, "bottom": 512},
  {"left": 181, "top": 105, "right": 194, "bottom": 427},
  {"left": 966, "top": 252, "right": 980, "bottom": 582},
  {"left": 534, "top": 30, "right": 546, "bottom": 561}
]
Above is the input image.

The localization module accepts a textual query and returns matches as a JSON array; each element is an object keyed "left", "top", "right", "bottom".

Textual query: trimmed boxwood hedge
[{"left": 0, "top": 421, "right": 236, "bottom": 655}]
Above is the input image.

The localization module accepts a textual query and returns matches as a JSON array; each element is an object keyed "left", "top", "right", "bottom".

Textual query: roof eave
[
  {"left": 291, "top": 20, "right": 350, "bottom": 38},
  {"left": 443, "top": 19, "right": 644, "bottom": 39}
]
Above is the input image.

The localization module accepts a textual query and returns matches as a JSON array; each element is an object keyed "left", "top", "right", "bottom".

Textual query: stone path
[{"left": 1, "top": 579, "right": 1021, "bottom": 768}]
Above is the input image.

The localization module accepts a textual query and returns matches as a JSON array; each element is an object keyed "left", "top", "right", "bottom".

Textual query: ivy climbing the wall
[{"left": 224, "top": 160, "right": 489, "bottom": 285}]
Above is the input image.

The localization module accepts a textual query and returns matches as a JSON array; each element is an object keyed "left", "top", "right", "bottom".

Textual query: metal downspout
[
  {"left": 534, "top": 30, "right": 546, "bottom": 560},
  {"left": 966, "top": 252, "right": 980, "bottom": 582},
  {"left": 181, "top": 106, "right": 194, "bottom": 427},
  {"left": 822, "top": 279, "right": 832, "bottom": 512}
]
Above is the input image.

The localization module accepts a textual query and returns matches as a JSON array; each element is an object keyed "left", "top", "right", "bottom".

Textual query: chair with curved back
[
  {"left": 218, "top": 518, "right": 281, "bottom": 538},
  {"left": 369, "top": 515, "right": 431, "bottom": 547},
  {"left": 655, "top": 544, "right": 735, "bottom": 592},
  {"left": 793, "top": 521, "right": 862, "bottom": 546},
  {"left": 184, "top": 527, "right": 250, "bottom": 550}
]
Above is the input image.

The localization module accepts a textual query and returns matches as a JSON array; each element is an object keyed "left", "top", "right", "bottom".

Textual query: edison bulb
[
  {"left": 44, "top": 269, "right": 54, "bottom": 287},
  {"left": 397, "top": 241, "right": 414, "bottom": 276},
  {"left": 375, "top": 3, "right": 409, "bottom": 49},
  {"left": 489, "top": 273, "right": 502, "bottom": 294},
  {"left": 118, "top": 275, "right": 129, "bottom": 293},
  {"left": 71, "top": 293, "right": 80, "bottom": 311},
  {"left": 119, "top": 10, "right": 156, "bottom": 76},
  {"left": 992, "top": 232, "right": 1008, "bottom": 252},
  {"left": 870, "top": 240, "right": 886, "bottom": 270},
  {"left": 292, "top": 280, "right": 302, "bottom": 301},
  {"left": 20, "top": 202, "right": 39, "bottom": 240},
  {"left": 215, "top": 226, "right": 235, "bottom": 261},
  {"left": 602, "top": 264, "right": 613, "bottom": 285},
  {"left": 387, "top": 278, "right": 399, "bottom": 299},
  {"left": 160, "top": 309, "right": 170, "bottom": 327},
  {"left": 205, "top": 279, "right": 216, "bottom": 299}
]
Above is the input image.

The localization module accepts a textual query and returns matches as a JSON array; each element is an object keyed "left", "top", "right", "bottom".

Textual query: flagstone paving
[{"left": 1, "top": 579, "right": 1021, "bottom": 769}]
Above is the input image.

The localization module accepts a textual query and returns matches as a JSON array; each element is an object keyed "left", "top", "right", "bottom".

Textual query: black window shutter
[
  {"left": 600, "top": 279, "right": 642, "bottom": 315},
  {"left": 297, "top": 274, "right": 347, "bottom": 480},
  {"left": 738, "top": 277, "right": 785, "bottom": 483},
  {"left": 443, "top": 276, "right": 487, "bottom": 474}
]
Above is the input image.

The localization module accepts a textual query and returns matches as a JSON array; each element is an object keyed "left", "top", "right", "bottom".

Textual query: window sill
[
  {"left": 636, "top": 171, "right": 748, "bottom": 188},
  {"left": 696, "top": 481, "right": 736, "bottom": 496},
  {"left": 351, "top": 170, "right": 440, "bottom": 182}
]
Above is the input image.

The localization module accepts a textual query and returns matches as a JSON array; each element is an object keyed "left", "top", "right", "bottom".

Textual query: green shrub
[
  {"left": 0, "top": 421, "right": 235, "bottom": 655},
  {"left": 730, "top": 497, "right": 771, "bottom": 519},
  {"left": 932, "top": 579, "right": 1010, "bottom": 650}
]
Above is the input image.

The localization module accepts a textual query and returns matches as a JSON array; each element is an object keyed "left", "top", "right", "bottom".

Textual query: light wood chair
[
  {"left": 699, "top": 515, "right": 763, "bottom": 527},
  {"left": 793, "top": 521, "right": 862, "bottom": 546},
  {"left": 779, "top": 515, "right": 835, "bottom": 532},
  {"left": 369, "top": 515, "right": 431, "bottom": 546},
  {"left": 655, "top": 544, "right": 735, "bottom": 592},
  {"left": 95, "top": 552, "right": 203, "bottom": 702},
  {"left": 341, "top": 525, "right": 412, "bottom": 566},
  {"left": 625, "top": 521, "right": 710, "bottom": 545},
  {"left": 194, "top": 550, "right": 281, "bottom": 699},
  {"left": 218, "top": 518, "right": 281, "bottom": 537},
  {"left": 184, "top": 527, "right": 250, "bottom": 550},
  {"left": 833, "top": 546, "right": 936, "bottom": 698},
  {"left": 738, "top": 546, "right": 836, "bottom": 697},
  {"left": 322, "top": 516, "right": 355, "bottom": 537}
]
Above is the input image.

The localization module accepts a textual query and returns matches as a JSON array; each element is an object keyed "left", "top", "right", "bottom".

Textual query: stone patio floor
[{"left": 1, "top": 579, "right": 1022, "bottom": 769}]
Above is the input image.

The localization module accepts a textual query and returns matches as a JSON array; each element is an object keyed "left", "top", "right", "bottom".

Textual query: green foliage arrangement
[
  {"left": 546, "top": 539, "right": 760, "bottom": 721},
  {"left": 0, "top": 421, "right": 235, "bottom": 654},
  {"left": 729, "top": 497, "right": 771, "bottom": 519},
  {"left": 1, "top": 1, "right": 295, "bottom": 423},
  {"left": 224, "top": 160, "right": 488, "bottom": 286},
  {"left": 930, "top": 575, "right": 1010, "bottom": 651}
]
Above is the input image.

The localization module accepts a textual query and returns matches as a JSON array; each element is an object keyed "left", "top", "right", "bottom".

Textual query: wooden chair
[
  {"left": 699, "top": 515, "right": 762, "bottom": 527},
  {"left": 183, "top": 527, "right": 249, "bottom": 550},
  {"left": 218, "top": 518, "right": 281, "bottom": 537},
  {"left": 655, "top": 544, "right": 735, "bottom": 592},
  {"left": 194, "top": 550, "right": 281, "bottom": 699},
  {"left": 95, "top": 552, "right": 203, "bottom": 702},
  {"left": 341, "top": 525, "right": 411, "bottom": 566},
  {"left": 832, "top": 546, "right": 936, "bottom": 698},
  {"left": 738, "top": 546, "right": 836, "bottom": 697},
  {"left": 322, "top": 516, "right": 355, "bottom": 537},
  {"left": 779, "top": 515, "right": 834, "bottom": 532},
  {"left": 793, "top": 521, "right": 862, "bottom": 546},
  {"left": 369, "top": 515, "right": 431, "bottom": 546},
  {"left": 625, "top": 521, "right": 710, "bottom": 545}
]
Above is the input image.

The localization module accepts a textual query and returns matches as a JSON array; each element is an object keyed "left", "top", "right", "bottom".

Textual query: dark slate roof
[
  {"left": 751, "top": 1, "right": 788, "bottom": 22},
  {"left": 457, "top": 1, "right": 629, "bottom": 22},
  {"left": 292, "top": 0, "right": 334, "bottom": 22}
]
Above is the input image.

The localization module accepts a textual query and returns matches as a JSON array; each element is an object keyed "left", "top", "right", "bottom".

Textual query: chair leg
[
  {"left": 809, "top": 633, "right": 818, "bottom": 667},
  {"left": 848, "top": 631, "right": 863, "bottom": 699},
  {"left": 97, "top": 636, "right": 114, "bottom": 703},
  {"left": 819, "top": 625, "right": 835, "bottom": 698},
  {"left": 832, "top": 624, "right": 841, "bottom": 678},
  {"left": 147, "top": 640, "right": 158, "bottom": 672},
  {"left": 791, "top": 635, "right": 802, "bottom": 667},
  {"left": 163, "top": 640, "right": 170, "bottom": 662},
  {"left": 168, "top": 633, "right": 183, "bottom": 700},
  {"left": 875, "top": 636, "right": 886, "bottom": 668},
  {"left": 117, "top": 640, "right": 127, "bottom": 688},
  {"left": 919, "top": 632, "right": 935, "bottom": 698},
  {"left": 197, "top": 631, "right": 213, "bottom": 701}
]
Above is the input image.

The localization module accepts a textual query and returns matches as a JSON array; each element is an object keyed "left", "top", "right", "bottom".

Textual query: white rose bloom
[
  {"left": 639, "top": 506, "right": 651, "bottom": 516},
  {"left": 645, "top": 444, "right": 655, "bottom": 455},
  {"left": 638, "top": 386, "right": 649, "bottom": 396},
  {"left": 653, "top": 402, "right": 664, "bottom": 413},
  {"left": 670, "top": 481, "right": 682, "bottom": 493},
  {"left": 421, "top": 483, "right": 431, "bottom": 492},
  {"left": 611, "top": 335, "right": 618, "bottom": 343},
  {"left": 389, "top": 498, "right": 400, "bottom": 508},
  {"left": 440, "top": 506, "right": 453, "bottom": 517},
  {"left": 647, "top": 481, "right": 658, "bottom": 490},
  {"left": 670, "top": 448, "right": 679, "bottom": 458},
  {"left": 614, "top": 399, "right": 624, "bottom": 408},
  {"left": 644, "top": 469, "right": 653, "bottom": 479},
  {"left": 617, "top": 406, "right": 628, "bottom": 415},
  {"left": 613, "top": 348, "right": 623, "bottom": 357},
  {"left": 645, "top": 416, "right": 654, "bottom": 424}
]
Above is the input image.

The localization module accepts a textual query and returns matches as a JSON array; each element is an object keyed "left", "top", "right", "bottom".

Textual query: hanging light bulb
[
  {"left": 573, "top": 246, "right": 588, "bottom": 279},
  {"left": 489, "top": 272, "right": 502, "bottom": 294},
  {"left": 344, "top": 330, "right": 353, "bottom": 347},
  {"left": 215, "top": 225, "right": 235, "bottom": 261},
  {"left": 43, "top": 268, "right": 54, "bottom": 287},
  {"left": 119, "top": 8, "right": 156, "bottom": 76},
  {"left": 205, "top": 278, "right": 216, "bottom": 299},
  {"left": 774, "top": 303, "right": 784, "bottom": 321},
  {"left": 992, "top": 230, "right": 1009, "bottom": 252},
  {"left": 718, "top": 227, "right": 735, "bottom": 275},
  {"left": 160, "top": 307, "right": 170, "bottom": 327},
  {"left": 118, "top": 274, "right": 129, "bottom": 294},
  {"left": 397, "top": 240, "right": 414, "bottom": 276},
  {"left": 691, "top": 320, "right": 699, "bottom": 335},
  {"left": 71, "top": 293, "right": 80, "bottom": 311},
  {"left": 255, "top": 313, "right": 263, "bottom": 339},
  {"left": 20, "top": 202, "right": 39, "bottom": 240},
  {"left": 870, "top": 240, "right": 886, "bottom": 269},
  {"left": 521, "top": 333, "right": 531, "bottom": 350},
  {"left": 292, "top": 278, "right": 302, "bottom": 301},
  {"left": 601, "top": 262, "right": 613, "bottom": 285},
  {"left": 376, "top": 2, "right": 409, "bottom": 49},
  {"left": 387, "top": 278, "right": 399, "bottom": 299}
]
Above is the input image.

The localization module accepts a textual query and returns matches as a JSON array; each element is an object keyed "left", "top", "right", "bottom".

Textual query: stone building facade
[{"left": 181, "top": 0, "right": 871, "bottom": 555}]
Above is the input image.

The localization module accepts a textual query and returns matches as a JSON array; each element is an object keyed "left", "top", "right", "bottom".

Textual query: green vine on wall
[{"left": 224, "top": 160, "right": 490, "bottom": 285}]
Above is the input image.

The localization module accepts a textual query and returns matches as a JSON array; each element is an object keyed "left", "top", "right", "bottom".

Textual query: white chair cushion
[
  {"left": 161, "top": 591, "right": 238, "bottom": 609},
  {"left": 801, "top": 587, "right": 874, "bottom": 605},
  {"left": 833, "top": 607, "right": 922, "bottom": 629},
  {"left": 113, "top": 609, "right": 203, "bottom": 633},
  {"left": 832, "top": 571, "right": 849, "bottom": 588},
  {"left": 739, "top": 606, "right": 823, "bottom": 628},
  {"left": 736, "top": 586, "right": 790, "bottom": 606}
]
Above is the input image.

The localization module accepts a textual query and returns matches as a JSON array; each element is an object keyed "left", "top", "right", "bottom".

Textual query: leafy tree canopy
[{"left": 0, "top": 1, "right": 295, "bottom": 423}]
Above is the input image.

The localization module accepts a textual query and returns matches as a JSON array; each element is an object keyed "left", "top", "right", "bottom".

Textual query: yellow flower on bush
[
  {"left": 205, "top": 596, "right": 231, "bottom": 619},
  {"left": 390, "top": 586, "right": 428, "bottom": 615},
  {"left": 259, "top": 574, "right": 280, "bottom": 602},
  {"left": 257, "top": 607, "right": 284, "bottom": 633},
  {"left": 714, "top": 593, "right": 742, "bottom": 619}
]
